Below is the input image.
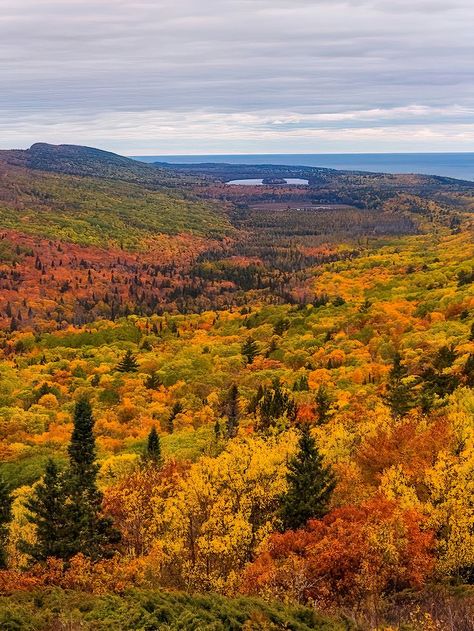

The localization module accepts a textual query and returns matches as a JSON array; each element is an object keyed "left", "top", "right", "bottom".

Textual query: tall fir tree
[
  {"left": 384, "top": 352, "right": 415, "bottom": 418},
  {"left": 65, "top": 399, "right": 120, "bottom": 559},
  {"left": 315, "top": 385, "right": 332, "bottom": 424},
  {"left": 25, "top": 400, "right": 119, "bottom": 562},
  {"left": 0, "top": 475, "right": 12, "bottom": 568},
  {"left": 222, "top": 384, "right": 240, "bottom": 438},
  {"left": 24, "top": 460, "right": 70, "bottom": 562},
  {"left": 279, "top": 424, "right": 335, "bottom": 531},
  {"left": 116, "top": 349, "right": 139, "bottom": 373},
  {"left": 167, "top": 401, "right": 183, "bottom": 434},
  {"left": 145, "top": 370, "right": 162, "bottom": 390},
  {"left": 143, "top": 426, "right": 162, "bottom": 465},
  {"left": 242, "top": 337, "right": 259, "bottom": 365},
  {"left": 68, "top": 398, "right": 98, "bottom": 485},
  {"left": 256, "top": 378, "right": 297, "bottom": 433}
]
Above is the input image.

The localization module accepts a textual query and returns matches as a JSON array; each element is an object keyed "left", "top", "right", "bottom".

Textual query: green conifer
[
  {"left": 222, "top": 384, "right": 240, "bottom": 438},
  {"left": 242, "top": 337, "right": 259, "bottom": 365},
  {"left": 65, "top": 399, "right": 120, "bottom": 559},
  {"left": 279, "top": 424, "right": 335, "bottom": 531},
  {"left": 25, "top": 400, "right": 119, "bottom": 562},
  {"left": 145, "top": 370, "right": 162, "bottom": 390},
  {"left": 116, "top": 349, "right": 139, "bottom": 372},
  {"left": 24, "top": 460, "right": 69, "bottom": 562},
  {"left": 315, "top": 385, "right": 332, "bottom": 424},
  {"left": 167, "top": 401, "right": 183, "bottom": 434},
  {"left": 143, "top": 426, "right": 162, "bottom": 465},
  {"left": 384, "top": 352, "right": 414, "bottom": 418}
]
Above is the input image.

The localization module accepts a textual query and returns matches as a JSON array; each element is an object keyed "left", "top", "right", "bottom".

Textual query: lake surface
[
  {"left": 133, "top": 153, "right": 474, "bottom": 182},
  {"left": 226, "top": 178, "right": 309, "bottom": 186}
]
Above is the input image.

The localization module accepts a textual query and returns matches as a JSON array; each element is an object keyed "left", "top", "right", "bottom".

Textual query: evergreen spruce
[
  {"left": 25, "top": 400, "right": 119, "bottom": 562},
  {"left": 68, "top": 398, "right": 98, "bottom": 482},
  {"left": 116, "top": 349, "right": 139, "bottom": 372},
  {"left": 256, "top": 379, "right": 297, "bottom": 433},
  {"left": 167, "top": 401, "right": 183, "bottom": 434},
  {"left": 420, "top": 345, "right": 460, "bottom": 403},
  {"left": 145, "top": 370, "right": 162, "bottom": 390},
  {"left": 24, "top": 460, "right": 70, "bottom": 562},
  {"left": 222, "top": 384, "right": 240, "bottom": 438},
  {"left": 242, "top": 337, "right": 259, "bottom": 365},
  {"left": 143, "top": 426, "right": 162, "bottom": 465},
  {"left": 248, "top": 384, "right": 264, "bottom": 415},
  {"left": 315, "top": 385, "right": 332, "bottom": 424},
  {"left": 0, "top": 475, "right": 12, "bottom": 568},
  {"left": 384, "top": 352, "right": 414, "bottom": 418},
  {"left": 293, "top": 374, "right": 309, "bottom": 392},
  {"left": 273, "top": 318, "right": 290, "bottom": 336},
  {"left": 433, "top": 344, "right": 457, "bottom": 371},
  {"left": 279, "top": 424, "right": 335, "bottom": 531},
  {"left": 66, "top": 399, "right": 120, "bottom": 559}
]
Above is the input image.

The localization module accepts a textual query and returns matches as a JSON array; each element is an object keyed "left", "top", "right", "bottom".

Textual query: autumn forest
[{"left": 0, "top": 143, "right": 473, "bottom": 630}]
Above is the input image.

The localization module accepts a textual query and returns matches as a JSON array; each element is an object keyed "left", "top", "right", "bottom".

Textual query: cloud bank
[{"left": 1, "top": 0, "right": 473, "bottom": 153}]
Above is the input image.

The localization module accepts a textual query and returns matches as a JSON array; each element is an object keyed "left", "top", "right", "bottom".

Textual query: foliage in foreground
[{"left": 0, "top": 587, "right": 349, "bottom": 631}]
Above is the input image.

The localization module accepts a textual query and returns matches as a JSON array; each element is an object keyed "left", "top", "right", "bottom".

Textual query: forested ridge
[{"left": 0, "top": 145, "right": 473, "bottom": 630}]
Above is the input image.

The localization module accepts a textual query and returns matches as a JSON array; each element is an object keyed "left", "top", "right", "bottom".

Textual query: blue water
[
  {"left": 133, "top": 153, "right": 474, "bottom": 182},
  {"left": 227, "top": 178, "right": 309, "bottom": 186}
]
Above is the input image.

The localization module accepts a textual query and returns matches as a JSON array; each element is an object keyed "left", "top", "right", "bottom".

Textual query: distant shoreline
[{"left": 132, "top": 152, "right": 474, "bottom": 181}]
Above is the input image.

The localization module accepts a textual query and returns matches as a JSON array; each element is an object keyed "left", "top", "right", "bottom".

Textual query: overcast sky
[{"left": 1, "top": 0, "right": 474, "bottom": 154}]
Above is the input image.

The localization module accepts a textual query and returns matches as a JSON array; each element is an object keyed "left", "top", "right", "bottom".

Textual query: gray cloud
[{"left": 0, "top": 0, "right": 473, "bottom": 152}]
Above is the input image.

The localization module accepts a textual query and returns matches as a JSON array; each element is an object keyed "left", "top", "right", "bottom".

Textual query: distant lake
[
  {"left": 133, "top": 153, "right": 474, "bottom": 182},
  {"left": 226, "top": 178, "right": 309, "bottom": 186}
]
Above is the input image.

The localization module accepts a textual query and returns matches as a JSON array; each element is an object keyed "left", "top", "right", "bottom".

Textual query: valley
[{"left": 0, "top": 144, "right": 473, "bottom": 630}]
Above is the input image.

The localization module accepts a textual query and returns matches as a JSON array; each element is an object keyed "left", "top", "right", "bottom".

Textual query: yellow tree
[{"left": 157, "top": 432, "right": 297, "bottom": 593}]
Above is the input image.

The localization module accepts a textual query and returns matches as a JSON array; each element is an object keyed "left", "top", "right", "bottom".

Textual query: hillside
[
  {"left": 1, "top": 143, "right": 472, "bottom": 331},
  {"left": 0, "top": 164, "right": 231, "bottom": 247},
  {"left": 0, "top": 143, "right": 200, "bottom": 189}
]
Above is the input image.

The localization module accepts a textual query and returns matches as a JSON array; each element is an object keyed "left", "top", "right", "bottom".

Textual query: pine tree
[
  {"left": 65, "top": 399, "right": 120, "bottom": 559},
  {"left": 315, "top": 385, "right": 332, "bottom": 424},
  {"left": 256, "top": 379, "right": 297, "bottom": 433},
  {"left": 222, "top": 384, "right": 240, "bottom": 438},
  {"left": 0, "top": 476, "right": 12, "bottom": 568},
  {"left": 242, "top": 337, "right": 258, "bottom": 365},
  {"left": 143, "top": 426, "right": 162, "bottom": 465},
  {"left": 145, "top": 370, "right": 162, "bottom": 390},
  {"left": 68, "top": 398, "right": 98, "bottom": 485},
  {"left": 384, "top": 352, "right": 414, "bottom": 418},
  {"left": 248, "top": 384, "right": 264, "bottom": 415},
  {"left": 279, "top": 424, "right": 335, "bottom": 531},
  {"left": 116, "top": 349, "right": 139, "bottom": 373},
  {"left": 433, "top": 344, "right": 457, "bottom": 371},
  {"left": 293, "top": 374, "right": 309, "bottom": 392},
  {"left": 167, "top": 401, "right": 183, "bottom": 434},
  {"left": 26, "top": 400, "right": 120, "bottom": 562},
  {"left": 24, "top": 460, "right": 70, "bottom": 562}
]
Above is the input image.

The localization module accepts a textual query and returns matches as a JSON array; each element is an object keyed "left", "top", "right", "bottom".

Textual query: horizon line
[{"left": 128, "top": 150, "right": 474, "bottom": 157}]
